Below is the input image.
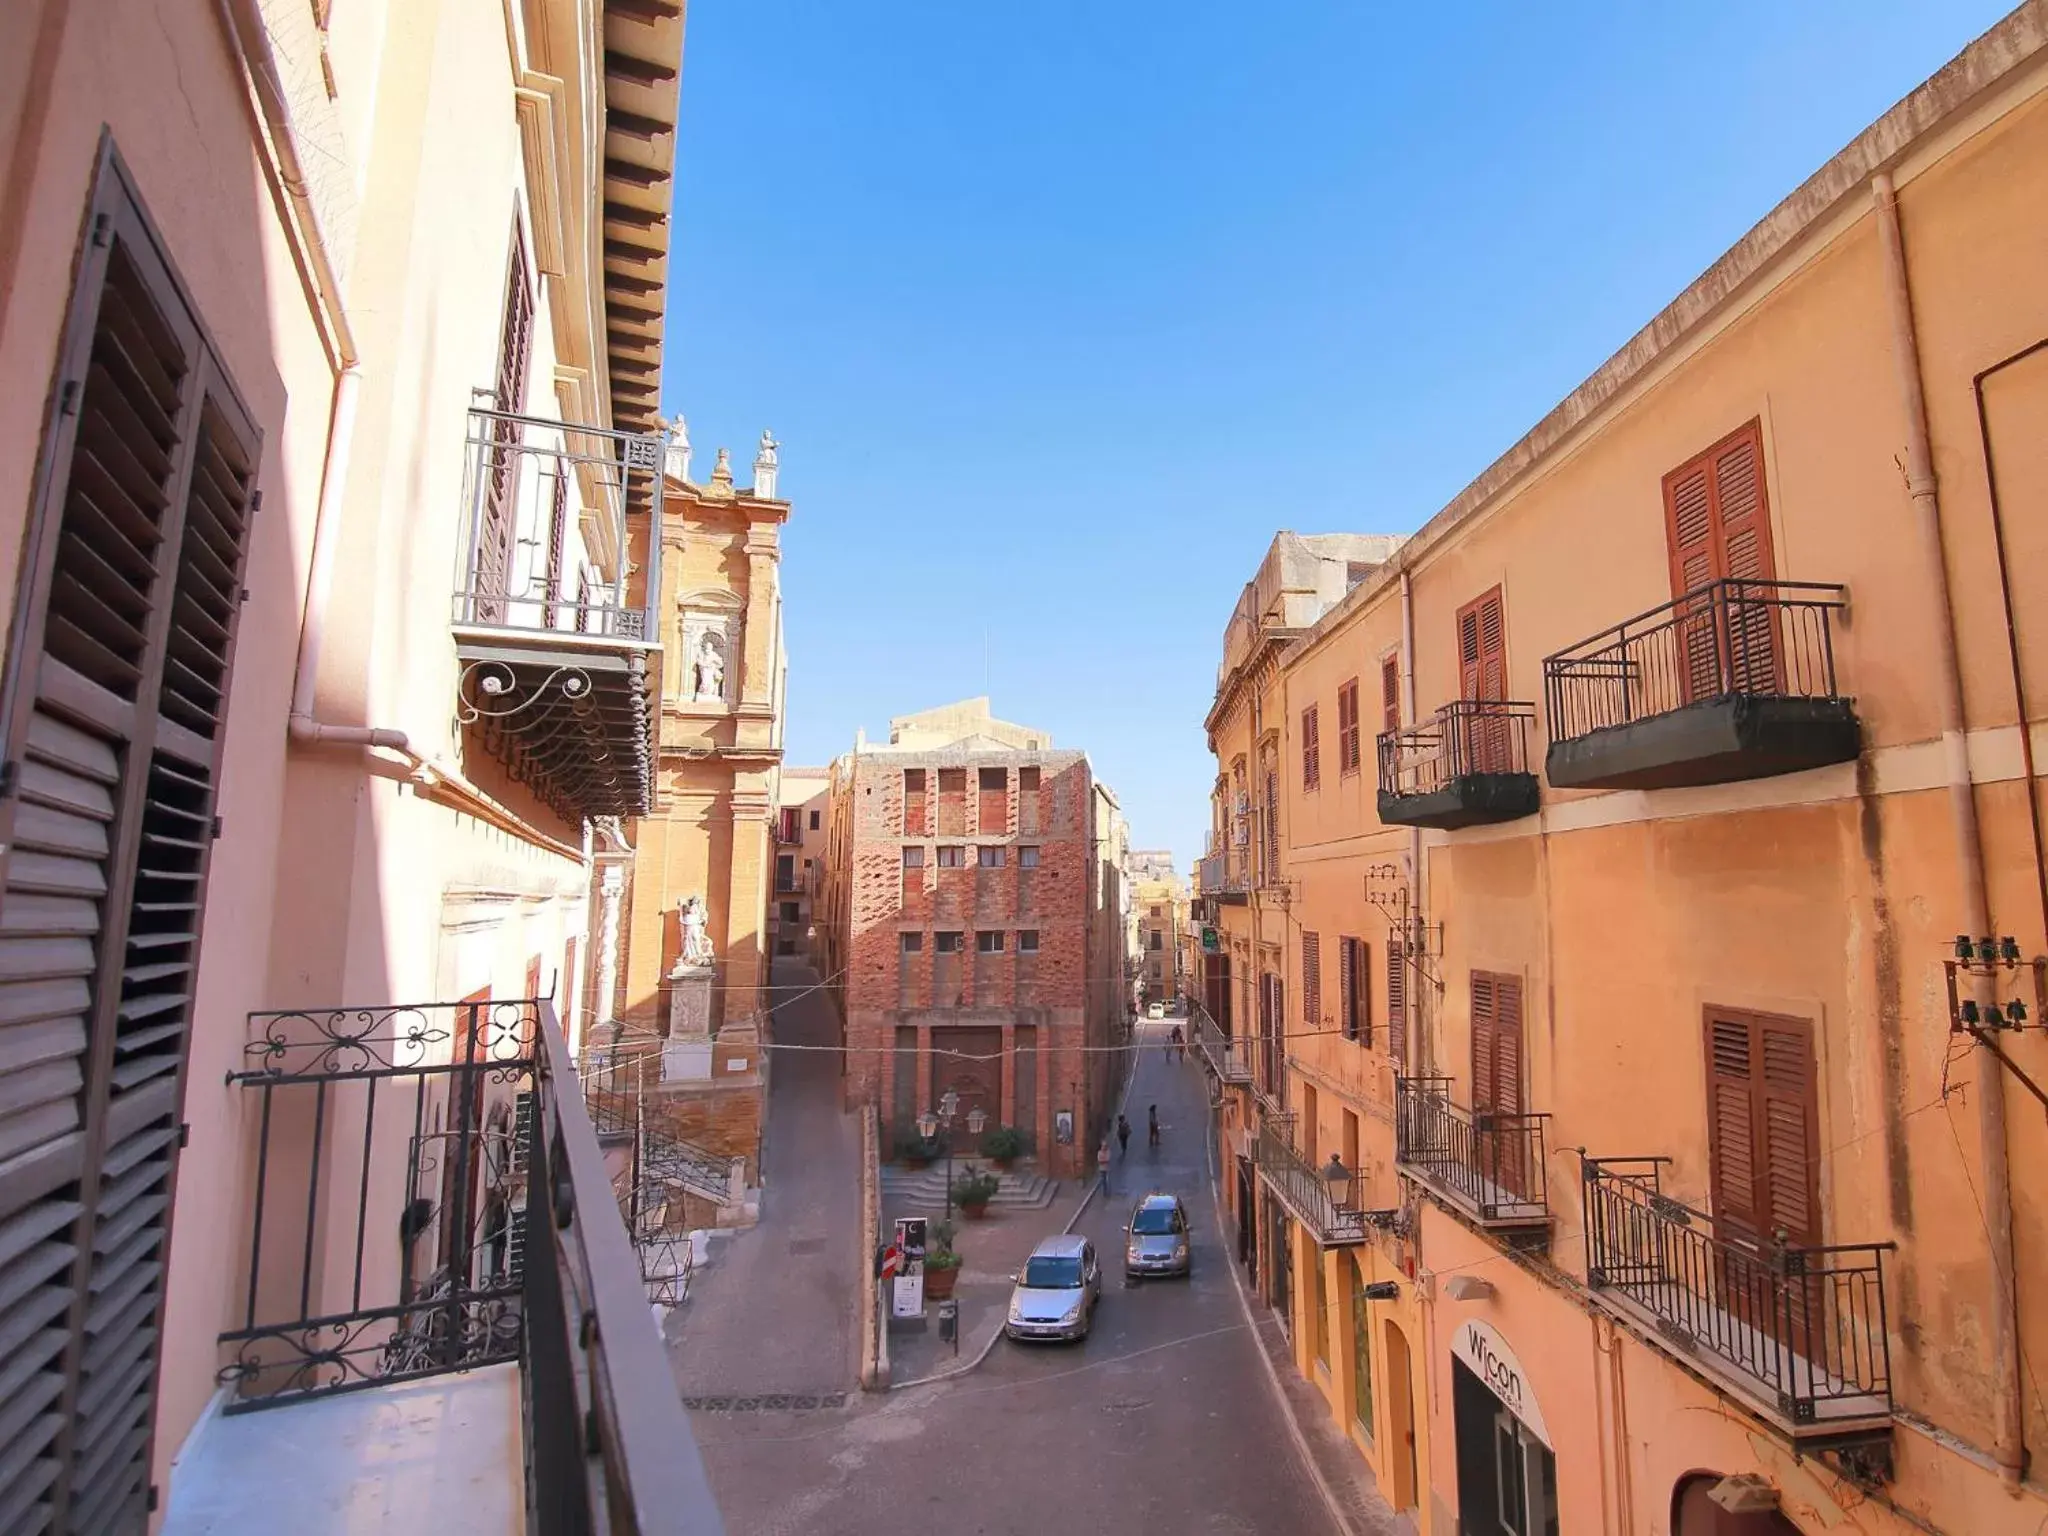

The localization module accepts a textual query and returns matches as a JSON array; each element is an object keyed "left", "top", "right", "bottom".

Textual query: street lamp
[
  {"left": 923, "top": 1091, "right": 970, "bottom": 1218},
  {"left": 1323, "top": 1153, "right": 1355, "bottom": 1213}
]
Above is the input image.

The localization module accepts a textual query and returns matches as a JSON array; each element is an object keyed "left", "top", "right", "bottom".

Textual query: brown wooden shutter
[
  {"left": 1302, "top": 934, "right": 1320, "bottom": 1030},
  {"left": 1704, "top": 1008, "right": 1819, "bottom": 1251},
  {"left": 1470, "top": 972, "right": 1497, "bottom": 1110},
  {"left": 1492, "top": 975, "right": 1523, "bottom": 1115},
  {"left": 543, "top": 468, "right": 567, "bottom": 628},
  {"left": 1456, "top": 589, "right": 1506, "bottom": 703},
  {"left": 1387, "top": 944, "right": 1406, "bottom": 1069},
  {"left": 1664, "top": 421, "right": 1780, "bottom": 700},
  {"left": 1301, "top": 706, "right": 1319, "bottom": 791},
  {"left": 0, "top": 145, "right": 260, "bottom": 1533},
  {"left": 1338, "top": 938, "right": 1354, "bottom": 1040},
  {"left": 1705, "top": 1013, "right": 1764, "bottom": 1246},
  {"left": 475, "top": 225, "right": 535, "bottom": 615},
  {"left": 1381, "top": 656, "right": 1400, "bottom": 734}
]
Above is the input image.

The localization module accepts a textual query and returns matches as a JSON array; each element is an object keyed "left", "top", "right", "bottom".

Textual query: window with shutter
[
  {"left": 1380, "top": 656, "right": 1399, "bottom": 734},
  {"left": 1703, "top": 1008, "right": 1819, "bottom": 1252},
  {"left": 1301, "top": 706, "right": 1319, "bottom": 791},
  {"left": 1664, "top": 422, "right": 1781, "bottom": 700},
  {"left": 542, "top": 466, "right": 567, "bottom": 629},
  {"left": 1387, "top": 943, "right": 1406, "bottom": 1069},
  {"left": 0, "top": 143, "right": 260, "bottom": 1534},
  {"left": 1338, "top": 937, "right": 1355, "bottom": 1040},
  {"left": 473, "top": 223, "right": 535, "bottom": 619},
  {"left": 1336, "top": 681, "right": 1360, "bottom": 773},
  {"left": 1302, "top": 934, "right": 1321, "bottom": 1031}
]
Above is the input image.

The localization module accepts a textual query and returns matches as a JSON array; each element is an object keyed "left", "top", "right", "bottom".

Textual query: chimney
[{"left": 662, "top": 414, "right": 692, "bottom": 483}]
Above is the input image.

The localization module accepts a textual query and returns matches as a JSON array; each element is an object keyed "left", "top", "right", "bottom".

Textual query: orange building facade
[{"left": 1195, "top": 10, "right": 2048, "bottom": 1534}]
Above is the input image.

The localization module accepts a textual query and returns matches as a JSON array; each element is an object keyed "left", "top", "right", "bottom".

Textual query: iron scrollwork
[{"left": 457, "top": 659, "right": 597, "bottom": 724}]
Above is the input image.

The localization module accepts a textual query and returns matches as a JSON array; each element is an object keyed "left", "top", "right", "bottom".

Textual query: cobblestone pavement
[
  {"left": 688, "top": 1020, "right": 1381, "bottom": 1536},
  {"left": 665, "top": 960, "right": 859, "bottom": 1398}
]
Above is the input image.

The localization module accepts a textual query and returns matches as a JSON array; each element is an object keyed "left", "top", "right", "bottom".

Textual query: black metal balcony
[
  {"left": 219, "top": 998, "right": 719, "bottom": 1529},
  {"left": 1394, "top": 1077, "right": 1549, "bottom": 1235},
  {"left": 1582, "top": 1158, "right": 1893, "bottom": 1445},
  {"left": 1255, "top": 1114, "right": 1366, "bottom": 1247},
  {"left": 1377, "top": 700, "right": 1541, "bottom": 829},
  {"left": 1192, "top": 1004, "right": 1251, "bottom": 1085},
  {"left": 1543, "top": 579, "right": 1858, "bottom": 791},
  {"left": 452, "top": 406, "right": 665, "bottom": 820},
  {"left": 1198, "top": 850, "right": 1249, "bottom": 903}
]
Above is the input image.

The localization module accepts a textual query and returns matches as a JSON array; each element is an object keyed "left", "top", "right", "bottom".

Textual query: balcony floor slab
[
  {"left": 1545, "top": 696, "right": 1860, "bottom": 791},
  {"left": 1377, "top": 772, "right": 1539, "bottom": 830},
  {"left": 165, "top": 1364, "right": 522, "bottom": 1536}
]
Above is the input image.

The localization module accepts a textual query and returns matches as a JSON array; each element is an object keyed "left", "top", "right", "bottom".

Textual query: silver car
[
  {"left": 1124, "top": 1192, "right": 1192, "bottom": 1280},
  {"left": 1005, "top": 1235, "right": 1101, "bottom": 1343}
]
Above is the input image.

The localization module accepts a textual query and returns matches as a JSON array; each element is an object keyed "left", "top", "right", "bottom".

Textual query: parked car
[
  {"left": 1123, "top": 1192, "right": 1192, "bottom": 1280},
  {"left": 1146, "top": 1001, "right": 1165, "bottom": 1019},
  {"left": 1005, "top": 1235, "right": 1101, "bottom": 1342}
]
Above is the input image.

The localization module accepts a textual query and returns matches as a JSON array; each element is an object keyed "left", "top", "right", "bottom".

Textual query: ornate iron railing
[
  {"left": 580, "top": 1046, "right": 649, "bottom": 1140},
  {"left": 1543, "top": 579, "right": 1847, "bottom": 742},
  {"left": 454, "top": 405, "right": 664, "bottom": 641},
  {"left": 1377, "top": 700, "right": 1537, "bottom": 797},
  {"left": 1192, "top": 1004, "right": 1250, "bottom": 1083},
  {"left": 1582, "top": 1157, "right": 1893, "bottom": 1427},
  {"left": 1254, "top": 1113, "right": 1365, "bottom": 1246},
  {"left": 1394, "top": 1077, "right": 1549, "bottom": 1225},
  {"left": 221, "top": 999, "right": 721, "bottom": 1530},
  {"left": 1198, "top": 851, "right": 1250, "bottom": 896}
]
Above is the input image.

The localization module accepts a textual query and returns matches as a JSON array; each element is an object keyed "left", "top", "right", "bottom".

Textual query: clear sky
[{"left": 660, "top": 1, "right": 2011, "bottom": 870}]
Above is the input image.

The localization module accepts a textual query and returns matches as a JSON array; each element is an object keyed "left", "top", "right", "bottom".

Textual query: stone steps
[{"left": 879, "top": 1164, "right": 1059, "bottom": 1211}]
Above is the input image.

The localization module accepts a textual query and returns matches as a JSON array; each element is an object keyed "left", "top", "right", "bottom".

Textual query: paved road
[
  {"left": 688, "top": 1019, "right": 1338, "bottom": 1536},
  {"left": 667, "top": 959, "right": 860, "bottom": 1399}
]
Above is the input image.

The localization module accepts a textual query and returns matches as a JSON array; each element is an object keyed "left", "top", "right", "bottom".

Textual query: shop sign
[{"left": 1455, "top": 1318, "right": 1550, "bottom": 1446}]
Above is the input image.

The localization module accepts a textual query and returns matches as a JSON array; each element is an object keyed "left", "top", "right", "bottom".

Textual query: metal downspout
[
  {"left": 1401, "top": 569, "right": 1425, "bottom": 1075},
  {"left": 1873, "top": 170, "right": 2024, "bottom": 1488}
]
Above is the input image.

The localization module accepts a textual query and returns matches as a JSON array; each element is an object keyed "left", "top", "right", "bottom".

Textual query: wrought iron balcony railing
[
  {"left": 1394, "top": 1077, "right": 1549, "bottom": 1229},
  {"left": 450, "top": 406, "right": 666, "bottom": 820},
  {"left": 1254, "top": 1113, "right": 1366, "bottom": 1247},
  {"left": 1582, "top": 1157, "right": 1893, "bottom": 1434},
  {"left": 1376, "top": 700, "right": 1541, "bottom": 829},
  {"left": 220, "top": 998, "right": 720, "bottom": 1530},
  {"left": 1192, "top": 1004, "right": 1250, "bottom": 1084},
  {"left": 1543, "top": 579, "right": 1858, "bottom": 791},
  {"left": 1197, "top": 851, "right": 1250, "bottom": 898}
]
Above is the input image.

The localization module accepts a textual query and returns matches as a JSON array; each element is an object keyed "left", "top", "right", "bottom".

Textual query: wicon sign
[{"left": 1456, "top": 1318, "right": 1551, "bottom": 1446}]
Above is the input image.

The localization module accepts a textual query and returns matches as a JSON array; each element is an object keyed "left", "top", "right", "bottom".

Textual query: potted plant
[
  {"left": 897, "top": 1131, "right": 938, "bottom": 1168},
  {"left": 953, "top": 1167, "right": 1001, "bottom": 1220},
  {"left": 979, "top": 1124, "right": 1026, "bottom": 1169},
  {"left": 924, "top": 1220, "right": 961, "bottom": 1299}
]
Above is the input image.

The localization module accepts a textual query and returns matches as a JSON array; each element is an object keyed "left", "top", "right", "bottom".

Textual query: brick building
[{"left": 818, "top": 699, "right": 1127, "bottom": 1176}]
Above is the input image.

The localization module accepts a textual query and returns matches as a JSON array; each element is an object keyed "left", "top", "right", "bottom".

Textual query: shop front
[{"left": 1450, "top": 1317, "right": 1558, "bottom": 1536}]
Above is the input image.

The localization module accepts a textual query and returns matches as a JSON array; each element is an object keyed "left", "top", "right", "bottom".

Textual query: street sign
[{"left": 890, "top": 1216, "right": 927, "bottom": 1319}]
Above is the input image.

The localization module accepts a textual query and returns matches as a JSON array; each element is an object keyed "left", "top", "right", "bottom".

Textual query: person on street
[
  {"left": 1098, "top": 1139, "right": 1112, "bottom": 1194},
  {"left": 1168, "top": 1023, "right": 1185, "bottom": 1062},
  {"left": 1147, "top": 1104, "right": 1161, "bottom": 1148},
  {"left": 1116, "top": 1113, "right": 1131, "bottom": 1157}
]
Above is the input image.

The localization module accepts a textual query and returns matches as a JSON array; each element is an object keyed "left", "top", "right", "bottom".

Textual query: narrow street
[{"left": 682, "top": 1012, "right": 1339, "bottom": 1536}]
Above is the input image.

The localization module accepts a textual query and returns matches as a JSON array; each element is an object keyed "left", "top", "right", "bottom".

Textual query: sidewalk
[{"left": 885, "top": 1176, "right": 1092, "bottom": 1386}]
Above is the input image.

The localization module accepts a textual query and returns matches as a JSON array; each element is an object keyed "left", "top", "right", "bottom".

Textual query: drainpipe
[
  {"left": 1873, "top": 170, "right": 2024, "bottom": 1489},
  {"left": 1400, "top": 569, "right": 1425, "bottom": 1075}
]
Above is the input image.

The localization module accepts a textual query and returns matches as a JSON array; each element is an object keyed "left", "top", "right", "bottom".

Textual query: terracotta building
[
  {"left": 0, "top": 0, "right": 705, "bottom": 1528},
  {"left": 817, "top": 699, "right": 1128, "bottom": 1177},
  {"left": 1131, "top": 858, "right": 1189, "bottom": 1006},
  {"left": 596, "top": 428, "right": 788, "bottom": 1214},
  {"left": 1193, "top": 9, "right": 2048, "bottom": 1534},
  {"left": 772, "top": 764, "right": 831, "bottom": 962}
]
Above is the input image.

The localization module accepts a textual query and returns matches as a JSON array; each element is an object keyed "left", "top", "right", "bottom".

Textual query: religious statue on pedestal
[{"left": 678, "top": 894, "right": 714, "bottom": 967}]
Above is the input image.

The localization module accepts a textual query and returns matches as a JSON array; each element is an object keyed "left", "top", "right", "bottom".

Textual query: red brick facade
[{"left": 830, "top": 749, "right": 1105, "bottom": 1177}]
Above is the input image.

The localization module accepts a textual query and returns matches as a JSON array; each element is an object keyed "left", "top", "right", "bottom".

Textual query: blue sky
[{"left": 661, "top": 1, "right": 2010, "bottom": 870}]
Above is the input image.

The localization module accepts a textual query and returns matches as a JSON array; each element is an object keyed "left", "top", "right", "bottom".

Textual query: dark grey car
[{"left": 1123, "top": 1192, "right": 1192, "bottom": 1280}]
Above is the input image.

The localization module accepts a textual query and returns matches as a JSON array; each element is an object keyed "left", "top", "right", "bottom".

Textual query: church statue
[
  {"left": 691, "top": 631, "right": 726, "bottom": 703},
  {"left": 678, "top": 895, "right": 714, "bottom": 967}
]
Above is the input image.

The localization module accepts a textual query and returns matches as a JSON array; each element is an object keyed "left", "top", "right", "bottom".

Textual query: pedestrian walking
[
  {"left": 1169, "top": 1023, "right": 1185, "bottom": 1063},
  {"left": 1098, "top": 1139, "right": 1112, "bottom": 1194},
  {"left": 1116, "top": 1114, "right": 1131, "bottom": 1158},
  {"left": 1147, "top": 1104, "right": 1161, "bottom": 1149}
]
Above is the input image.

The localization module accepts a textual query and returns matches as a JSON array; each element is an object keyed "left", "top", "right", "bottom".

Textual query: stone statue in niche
[
  {"left": 678, "top": 894, "right": 714, "bottom": 967},
  {"left": 691, "top": 631, "right": 726, "bottom": 703}
]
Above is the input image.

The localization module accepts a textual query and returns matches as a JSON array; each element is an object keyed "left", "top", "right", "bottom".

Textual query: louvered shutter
[
  {"left": 1301, "top": 707, "right": 1319, "bottom": 791},
  {"left": 1354, "top": 941, "right": 1371, "bottom": 1050},
  {"left": 1756, "top": 1016, "right": 1819, "bottom": 1247},
  {"left": 1704, "top": 1013, "right": 1764, "bottom": 1247},
  {"left": 474, "top": 227, "right": 535, "bottom": 620},
  {"left": 0, "top": 150, "right": 259, "bottom": 1533},
  {"left": 1470, "top": 973, "right": 1498, "bottom": 1112},
  {"left": 1664, "top": 422, "right": 1780, "bottom": 702},
  {"left": 1492, "top": 975, "right": 1523, "bottom": 1116},
  {"left": 1456, "top": 590, "right": 1509, "bottom": 771},
  {"left": 1381, "top": 657, "right": 1400, "bottom": 734},
  {"left": 543, "top": 468, "right": 567, "bottom": 629},
  {"left": 1387, "top": 945, "right": 1406, "bottom": 1070},
  {"left": 1301, "top": 934, "right": 1320, "bottom": 1031},
  {"left": 1338, "top": 938, "right": 1354, "bottom": 1040}
]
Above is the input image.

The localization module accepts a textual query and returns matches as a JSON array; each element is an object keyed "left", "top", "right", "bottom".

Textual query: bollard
[{"left": 938, "top": 1298, "right": 959, "bottom": 1353}]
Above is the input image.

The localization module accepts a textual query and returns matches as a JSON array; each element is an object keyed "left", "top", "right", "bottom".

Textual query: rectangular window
[
  {"left": 1303, "top": 933, "right": 1322, "bottom": 1029},
  {"left": 937, "top": 846, "right": 965, "bottom": 868},
  {"left": 1387, "top": 946, "right": 1406, "bottom": 1070},
  {"left": 781, "top": 902, "right": 800, "bottom": 922},
  {"left": 1704, "top": 1007, "right": 1819, "bottom": 1250},
  {"left": 809, "top": 809, "right": 820, "bottom": 830},
  {"left": 977, "top": 845, "right": 1006, "bottom": 868},
  {"left": 1018, "top": 766, "right": 1040, "bottom": 791},
  {"left": 1018, "top": 764, "right": 1042, "bottom": 833},
  {"left": 901, "top": 932, "right": 924, "bottom": 953},
  {"left": 1019, "top": 931, "right": 1040, "bottom": 953},
  {"left": 977, "top": 930, "right": 1006, "bottom": 954},
  {"left": 474, "top": 222, "right": 535, "bottom": 614},
  {"left": 935, "top": 932, "right": 962, "bottom": 953},
  {"left": 0, "top": 144, "right": 262, "bottom": 1521},
  {"left": 1340, "top": 937, "right": 1369, "bottom": 1043},
  {"left": 978, "top": 765, "right": 1007, "bottom": 832},
  {"left": 776, "top": 853, "right": 795, "bottom": 891},
  {"left": 903, "top": 846, "right": 926, "bottom": 868},
  {"left": 1149, "top": 931, "right": 1163, "bottom": 951},
  {"left": 1337, "top": 681, "right": 1361, "bottom": 772},
  {"left": 1302, "top": 705, "right": 1320, "bottom": 791},
  {"left": 1381, "top": 655, "right": 1400, "bottom": 734},
  {"left": 903, "top": 768, "right": 929, "bottom": 835},
  {"left": 1665, "top": 421, "right": 1778, "bottom": 697},
  {"left": 937, "top": 767, "right": 967, "bottom": 834},
  {"left": 778, "top": 806, "right": 801, "bottom": 841},
  {"left": 1019, "top": 845, "right": 1041, "bottom": 868}
]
